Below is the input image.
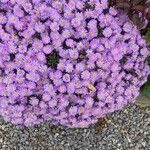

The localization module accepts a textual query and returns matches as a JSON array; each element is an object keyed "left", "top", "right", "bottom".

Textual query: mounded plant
[{"left": 0, "top": 0, "right": 149, "bottom": 128}]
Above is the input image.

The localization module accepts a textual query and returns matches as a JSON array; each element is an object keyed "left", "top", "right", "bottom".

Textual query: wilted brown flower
[{"left": 110, "top": 0, "right": 150, "bottom": 29}]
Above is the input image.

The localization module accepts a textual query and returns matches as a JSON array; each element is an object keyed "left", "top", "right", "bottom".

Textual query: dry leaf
[{"left": 95, "top": 117, "right": 109, "bottom": 133}]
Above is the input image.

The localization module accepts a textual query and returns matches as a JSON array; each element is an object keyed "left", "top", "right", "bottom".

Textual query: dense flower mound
[{"left": 0, "top": 0, "right": 149, "bottom": 128}]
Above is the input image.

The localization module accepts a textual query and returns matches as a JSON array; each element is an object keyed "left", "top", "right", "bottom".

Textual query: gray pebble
[{"left": 0, "top": 104, "right": 150, "bottom": 150}]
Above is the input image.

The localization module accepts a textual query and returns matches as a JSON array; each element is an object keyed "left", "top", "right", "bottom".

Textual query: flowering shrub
[{"left": 0, "top": 0, "right": 149, "bottom": 128}]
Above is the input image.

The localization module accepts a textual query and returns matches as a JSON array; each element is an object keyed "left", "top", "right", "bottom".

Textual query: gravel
[{"left": 0, "top": 104, "right": 150, "bottom": 150}]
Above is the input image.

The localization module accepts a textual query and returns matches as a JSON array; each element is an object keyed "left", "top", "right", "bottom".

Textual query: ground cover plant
[{"left": 0, "top": 0, "right": 149, "bottom": 128}]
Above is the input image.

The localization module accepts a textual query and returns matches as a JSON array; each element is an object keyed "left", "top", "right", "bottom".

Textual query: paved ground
[{"left": 0, "top": 104, "right": 150, "bottom": 150}]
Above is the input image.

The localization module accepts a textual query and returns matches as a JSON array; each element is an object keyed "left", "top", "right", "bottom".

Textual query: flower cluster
[{"left": 0, "top": 0, "right": 149, "bottom": 128}]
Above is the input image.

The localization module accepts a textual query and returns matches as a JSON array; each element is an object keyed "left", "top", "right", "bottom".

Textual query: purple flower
[
  {"left": 123, "top": 22, "right": 133, "bottom": 32},
  {"left": 63, "top": 74, "right": 71, "bottom": 83},
  {"left": 41, "top": 32, "right": 50, "bottom": 44},
  {"left": 0, "top": 14, "right": 7, "bottom": 24},
  {"left": 71, "top": 18, "right": 81, "bottom": 28},
  {"left": 103, "top": 27, "right": 113, "bottom": 38},
  {"left": 68, "top": 49, "right": 79, "bottom": 59},
  {"left": 81, "top": 70, "right": 91, "bottom": 80},
  {"left": 66, "top": 39, "right": 74, "bottom": 48},
  {"left": 67, "top": 82, "right": 75, "bottom": 94},
  {"left": 37, "top": 52, "right": 46, "bottom": 62},
  {"left": 43, "top": 45, "right": 53, "bottom": 54},
  {"left": 90, "top": 39, "right": 100, "bottom": 49},
  {"left": 85, "top": 97, "right": 94, "bottom": 108},
  {"left": 69, "top": 106, "right": 78, "bottom": 116},
  {"left": 42, "top": 93, "right": 51, "bottom": 102},
  {"left": 13, "top": 5, "right": 24, "bottom": 18},
  {"left": 34, "top": 22, "right": 45, "bottom": 33},
  {"left": 109, "top": 7, "right": 117, "bottom": 16},
  {"left": 65, "top": 63, "right": 73, "bottom": 73},
  {"left": 75, "top": 63, "right": 85, "bottom": 72},
  {"left": 48, "top": 99, "right": 57, "bottom": 108},
  {"left": 58, "top": 85, "right": 67, "bottom": 93}
]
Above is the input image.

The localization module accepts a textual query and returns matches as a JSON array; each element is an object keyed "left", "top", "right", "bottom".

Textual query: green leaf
[
  {"left": 145, "top": 28, "right": 150, "bottom": 42},
  {"left": 141, "top": 82, "right": 150, "bottom": 99},
  {"left": 137, "top": 76, "right": 150, "bottom": 106},
  {"left": 136, "top": 94, "right": 150, "bottom": 107},
  {"left": 46, "top": 51, "right": 60, "bottom": 69}
]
